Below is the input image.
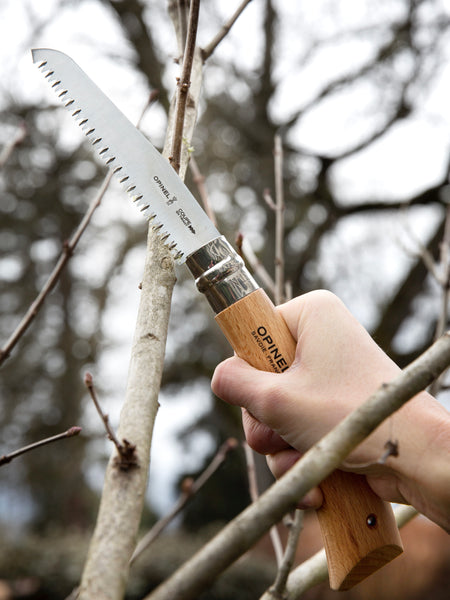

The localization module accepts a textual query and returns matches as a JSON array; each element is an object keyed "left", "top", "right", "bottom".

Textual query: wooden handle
[{"left": 215, "top": 288, "right": 403, "bottom": 590}]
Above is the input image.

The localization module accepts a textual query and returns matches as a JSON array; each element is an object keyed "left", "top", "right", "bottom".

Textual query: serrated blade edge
[{"left": 31, "top": 48, "right": 220, "bottom": 263}]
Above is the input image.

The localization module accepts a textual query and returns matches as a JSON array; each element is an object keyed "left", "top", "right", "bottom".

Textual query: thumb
[{"left": 211, "top": 355, "right": 277, "bottom": 418}]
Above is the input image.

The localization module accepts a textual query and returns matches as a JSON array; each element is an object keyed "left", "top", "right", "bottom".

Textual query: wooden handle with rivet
[{"left": 215, "top": 287, "right": 403, "bottom": 590}]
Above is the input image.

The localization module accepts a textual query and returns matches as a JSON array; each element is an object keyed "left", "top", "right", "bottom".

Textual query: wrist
[{"left": 382, "top": 392, "right": 450, "bottom": 531}]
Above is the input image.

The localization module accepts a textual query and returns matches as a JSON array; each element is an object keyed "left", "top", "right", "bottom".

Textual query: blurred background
[{"left": 0, "top": 0, "right": 449, "bottom": 598}]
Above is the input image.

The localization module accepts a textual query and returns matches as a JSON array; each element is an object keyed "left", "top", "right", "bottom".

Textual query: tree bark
[{"left": 77, "top": 4, "right": 205, "bottom": 598}]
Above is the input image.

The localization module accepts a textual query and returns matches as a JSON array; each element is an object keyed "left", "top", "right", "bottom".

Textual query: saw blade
[{"left": 32, "top": 48, "right": 220, "bottom": 262}]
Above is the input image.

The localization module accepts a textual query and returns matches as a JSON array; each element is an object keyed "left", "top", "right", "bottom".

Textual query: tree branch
[
  {"left": 273, "top": 133, "right": 286, "bottom": 305},
  {"left": 77, "top": 5, "right": 205, "bottom": 598},
  {"left": 170, "top": 0, "right": 201, "bottom": 173},
  {"left": 130, "top": 438, "right": 238, "bottom": 565},
  {"left": 266, "top": 510, "right": 304, "bottom": 599},
  {"left": 236, "top": 233, "right": 276, "bottom": 297},
  {"left": 0, "top": 427, "right": 81, "bottom": 467},
  {"left": 201, "top": 0, "right": 254, "bottom": 61},
  {"left": 244, "top": 442, "right": 284, "bottom": 567},
  {"left": 0, "top": 121, "right": 26, "bottom": 167},
  {"left": 84, "top": 372, "right": 137, "bottom": 471}
]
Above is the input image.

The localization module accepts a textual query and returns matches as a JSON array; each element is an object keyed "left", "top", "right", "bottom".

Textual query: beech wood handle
[{"left": 215, "top": 288, "right": 403, "bottom": 590}]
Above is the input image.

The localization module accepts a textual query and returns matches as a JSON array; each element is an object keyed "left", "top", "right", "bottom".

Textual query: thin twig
[
  {"left": 398, "top": 212, "right": 442, "bottom": 284},
  {"left": 341, "top": 438, "right": 399, "bottom": 471},
  {"left": 189, "top": 154, "right": 217, "bottom": 226},
  {"left": 84, "top": 372, "right": 137, "bottom": 471},
  {"left": 261, "top": 134, "right": 286, "bottom": 304},
  {"left": 0, "top": 121, "right": 26, "bottom": 167},
  {"left": 236, "top": 233, "right": 276, "bottom": 296},
  {"left": 201, "top": 0, "right": 254, "bottom": 61},
  {"left": 284, "top": 280, "right": 293, "bottom": 301},
  {"left": 243, "top": 442, "right": 284, "bottom": 568},
  {"left": 273, "top": 134, "right": 285, "bottom": 305},
  {"left": 130, "top": 438, "right": 238, "bottom": 565},
  {"left": 176, "top": 0, "right": 189, "bottom": 54},
  {"left": 170, "top": 0, "right": 201, "bottom": 173},
  {"left": 0, "top": 426, "right": 81, "bottom": 467},
  {"left": 267, "top": 510, "right": 304, "bottom": 599}
]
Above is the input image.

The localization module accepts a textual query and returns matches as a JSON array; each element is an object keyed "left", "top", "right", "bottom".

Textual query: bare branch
[
  {"left": 266, "top": 510, "right": 304, "bottom": 599},
  {"left": 77, "top": 6, "right": 205, "bottom": 596},
  {"left": 273, "top": 133, "right": 285, "bottom": 305},
  {"left": 130, "top": 438, "right": 238, "bottom": 565},
  {"left": 170, "top": 0, "right": 201, "bottom": 173},
  {"left": 244, "top": 442, "right": 284, "bottom": 567},
  {"left": 0, "top": 121, "right": 26, "bottom": 167},
  {"left": 202, "top": 0, "right": 254, "bottom": 61},
  {"left": 84, "top": 372, "right": 137, "bottom": 471},
  {"left": 236, "top": 233, "right": 276, "bottom": 297},
  {"left": 0, "top": 426, "right": 81, "bottom": 467},
  {"left": 189, "top": 155, "right": 217, "bottom": 226},
  {"left": 176, "top": 0, "right": 189, "bottom": 53}
]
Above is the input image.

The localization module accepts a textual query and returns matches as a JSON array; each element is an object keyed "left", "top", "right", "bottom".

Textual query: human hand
[{"left": 212, "top": 290, "right": 450, "bottom": 529}]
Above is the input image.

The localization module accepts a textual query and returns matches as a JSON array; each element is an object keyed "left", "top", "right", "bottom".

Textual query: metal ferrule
[{"left": 186, "top": 236, "right": 259, "bottom": 314}]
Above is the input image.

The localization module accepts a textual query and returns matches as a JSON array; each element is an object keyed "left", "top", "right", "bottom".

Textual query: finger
[
  {"left": 297, "top": 486, "right": 323, "bottom": 510},
  {"left": 266, "top": 450, "right": 323, "bottom": 509},
  {"left": 241, "top": 408, "right": 290, "bottom": 455},
  {"left": 266, "top": 448, "right": 302, "bottom": 479}
]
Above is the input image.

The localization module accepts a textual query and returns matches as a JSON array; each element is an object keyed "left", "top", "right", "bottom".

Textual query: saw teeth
[{"left": 34, "top": 49, "right": 191, "bottom": 264}]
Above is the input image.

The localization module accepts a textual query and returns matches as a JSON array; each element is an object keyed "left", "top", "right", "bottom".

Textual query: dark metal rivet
[{"left": 366, "top": 513, "right": 377, "bottom": 528}]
